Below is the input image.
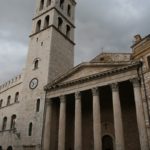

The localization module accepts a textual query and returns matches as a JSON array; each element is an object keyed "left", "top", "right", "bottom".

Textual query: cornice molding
[{"left": 29, "top": 25, "right": 75, "bottom": 45}]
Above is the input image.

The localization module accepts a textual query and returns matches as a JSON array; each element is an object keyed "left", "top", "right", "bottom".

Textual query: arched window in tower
[
  {"left": 0, "top": 99, "right": 3, "bottom": 108},
  {"left": 66, "top": 25, "right": 71, "bottom": 38},
  {"left": 36, "top": 20, "right": 41, "bottom": 33},
  {"left": 7, "top": 96, "right": 11, "bottom": 105},
  {"left": 44, "top": 15, "right": 50, "bottom": 28},
  {"left": 14, "top": 92, "right": 19, "bottom": 102},
  {"left": 47, "top": 0, "right": 51, "bottom": 6},
  {"left": 2, "top": 117, "right": 7, "bottom": 131},
  {"left": 34, "top": 59, "right": 39, "bottom": 69},
  {"left": 67, "top": 5, "right": 71, "bottom": 16},
  {"left": 58, "top": 17, "right": 63, "bottom": 30},
  {"left": 28, "top": 122, "right": 33, "bottom": 136},
  {"left": 147, "top": 56, "right": 150, "bottom": 69},
  {"left": 36, "top": 99, "right": 40, "bottom": 112},
  {"left": 60, "top": 0, "right": 65, "bottom": 9},
  {"left": 10, "top": 115, "right": 16, "bottom": 129},
  {"left": 39, "top": 0, "right": 44, "bottom": 10}
]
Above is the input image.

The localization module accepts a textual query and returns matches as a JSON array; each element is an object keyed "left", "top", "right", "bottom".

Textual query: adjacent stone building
[{"left": 0, "top": 0, "right": 150, "bottom": 150}]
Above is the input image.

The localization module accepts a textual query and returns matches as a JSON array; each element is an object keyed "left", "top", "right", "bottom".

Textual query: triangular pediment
[
  {"left": 62, "top": 65, "right": 112, "bottom": 83},
  {"left": 46, "top": 62, "right": 132, "bottom": 89}
]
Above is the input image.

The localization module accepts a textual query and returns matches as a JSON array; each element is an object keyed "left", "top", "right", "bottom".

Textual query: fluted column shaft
[
  {"left": 92, "top": 88, "right": 102, "bottom": 150},
  {"left": 131, "top": 78, "right": 149, "bottom": 150},
  {"left": 111, "top": 83, "right": 125, "bottom": 150},
  {"left": 43, "top": 99, "right": 52, "bottom": 150},
  {"left": 74, "top": 92, "right": 82, "bottom": 150},
  {"left": 58, "top": 95, "right": 66, "bottom": 150}
]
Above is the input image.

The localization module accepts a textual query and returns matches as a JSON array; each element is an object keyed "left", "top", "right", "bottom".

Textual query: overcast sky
[{"left": 0, "top": 0, "right": 150, "bottom": 84}]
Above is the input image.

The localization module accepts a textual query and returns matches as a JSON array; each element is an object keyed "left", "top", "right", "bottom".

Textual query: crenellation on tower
[{"left": 0, "top": 74, "right": 22, "bottom": 93}]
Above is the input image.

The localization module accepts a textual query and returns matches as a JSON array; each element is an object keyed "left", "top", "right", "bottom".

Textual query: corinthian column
[
  {"left": 92, "top": 87, "right": 102, "bottom": 150},
  {"left": 43, "top": 99, "right": 52, "bottom": 150},
  {"left": 58, "top": 95, "right": 66, "bottom": 150},
  {"left": 131, "top": 78, "right": 149, "bottom": 150},
  {"left": 111, "top": 83, "right": 125, "bottom": 150},
  {"left": 74, "top": 92, "right": 82, "bottom": 150}
]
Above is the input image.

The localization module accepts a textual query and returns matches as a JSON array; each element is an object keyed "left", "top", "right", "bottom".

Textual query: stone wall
[{"left": 0, "top": 74, "right": 23, "bottom": 150}]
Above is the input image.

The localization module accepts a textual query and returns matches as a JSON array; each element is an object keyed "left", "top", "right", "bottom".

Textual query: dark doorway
[
  {"left": 102, "top": 135, "right": 113, "bottom": 150},
  {"left": 7, "top": 146, "right": 13, "bottom": 150},
  {"left": 0, "top": 146, "right": 2, "bottom": 150}
]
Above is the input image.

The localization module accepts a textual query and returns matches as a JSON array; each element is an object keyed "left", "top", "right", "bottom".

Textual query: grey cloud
[
  {"left": 0, "top": 40, "right": 27, "bottom": 83},
  {"left": 0, "top": 0, "right": 34, "bottom": 84},
  {"left": 0, "top": 0, "right": 34, "bottom": 44},
  {"left": 75, "top": 0, "right": 150, "bottom": 64},
  {"left": 0, "top": 0, "right": 150, "bottom": 83}
]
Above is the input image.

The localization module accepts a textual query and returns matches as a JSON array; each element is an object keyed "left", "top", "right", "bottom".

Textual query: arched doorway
[
  {"left": 102, "top": 135, "right": 113, "bottom": 150},
  {"left": 7, "top": 146, "right": 13, "bottom": 150},
  {"left": 0, "top": 146, "right": 2, "bottom": 150}
]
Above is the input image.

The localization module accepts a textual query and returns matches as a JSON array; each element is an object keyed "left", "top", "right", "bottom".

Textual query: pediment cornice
[{"left": 44, "top": 61, "right": 141, "bottom": 90}]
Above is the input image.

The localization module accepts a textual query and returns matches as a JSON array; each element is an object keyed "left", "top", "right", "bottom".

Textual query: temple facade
[{"left": 0, "top": 0, "right": 150, "bottom": 150}]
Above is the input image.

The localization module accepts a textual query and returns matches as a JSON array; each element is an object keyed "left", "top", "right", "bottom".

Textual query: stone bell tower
[
  {"left": 27, "top": 0, "right": 76, "bottom": 84},
  {"left": 18, "top": 0, "right": 76, "bottom": 149}
]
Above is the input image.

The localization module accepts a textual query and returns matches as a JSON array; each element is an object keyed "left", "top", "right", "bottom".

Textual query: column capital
[
  {"left": 111, "top": 83, "right": 119, "bottom": 91},
  {"left": 46, "top": 99, "right": 53, "bottom": 105},
  {"left": 92, "top": 87, "right": 99, "bottom": 96},
  {"left": 75, "top": 91, "right": 81, "bottom": 100},
  {"left": 130, "top": 78, "right": 140, "bottom": 88},
  {"left": 59, "top": 95, "right": 66, "bottom": 103}
]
